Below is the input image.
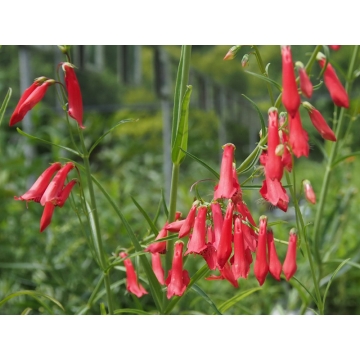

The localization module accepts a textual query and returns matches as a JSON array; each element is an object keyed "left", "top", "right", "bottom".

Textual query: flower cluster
[
  {"left": 15, "top": 162, "right": 77, "bottom": 232},
  {"left": 122, "top": 143, "right": 299, "bottom": 298}
]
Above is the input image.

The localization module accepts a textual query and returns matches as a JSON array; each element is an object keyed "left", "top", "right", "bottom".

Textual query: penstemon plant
[{"left": 1, "top": 44, "right": 359, "bottom": 315}]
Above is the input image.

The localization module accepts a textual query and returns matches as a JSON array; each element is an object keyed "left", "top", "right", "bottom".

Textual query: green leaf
[
  {"left": 191, "top": 284, "right": 222, "bottom": 315},
  {"left": 242, "top": 94, "right": 266, "bottom": 137},
  {"left": 179, "top": 148, "right": 220, "bottom": 179},
  {"left": 131, "top": 196, "right": 159, "bottom": 238},
  {"left": 0, "top": 290, "right": 65, "bottom": 313},
  {"left": 237, "top": 146, "right": 262, "bottom": 174},
  {"left": 325, "top": 259, "right": 360, "bottom": 270},
  {"left": 114, "top": 308, "right": 151, "bottom": 315},
  {"left": 89, "top": 118, "right": 136, "bottom": 155},
  {"left": 322, "top": 258, "right": 350, "bottom": 307},
  {"left": 172, "top": 85, "right": 192, "bottom": 164},
  {"left": 21, "top": 307, "right": 32, "bottom": 315},
  {"left": 0, "top": 87, "right": 12, "bottom": 127},
  {"left": 100, "top": 303, "right": 107, "bottom": 315},
  {"left": 218, "top": 287, "right": 262, "bottom": 313},
  {"left": 332, "top": 151, "right": 360, "bottom": 169},
  {"left": 91, "top": 174, "right": 163, "bottom": 312},
  {"left": 244, "top": 70, "right": 282, "bottom": 91},
  {"left": 291, "top": 276, "right": 318, "bottom": 306},
  {"left": 16, "top": 127, "right": 81, "bottom": 157}
]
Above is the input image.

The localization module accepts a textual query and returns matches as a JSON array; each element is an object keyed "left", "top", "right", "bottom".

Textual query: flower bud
[
  {"left": 303, "top": 179, "right": 316, "bottom": 204},
  {"left": 241, "top": 54, "right": 249, "bottom": 67},
  {"left": 223, "top": 45, "right": 241, "bottom": 60}
]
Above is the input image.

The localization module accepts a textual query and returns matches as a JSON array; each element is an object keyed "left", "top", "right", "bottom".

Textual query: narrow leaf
[
  {"left": 100, "top": 303, "right": 107, "bottom": 315},
  {"left": 191, "top": 284, "right": 222, "bottom": 315},
  {"left": 323, "top": 258, "right": 350, "bottom": 307},
  {"left": 237, "top": 146, "right": 262, "bottom": 174},
  {"left": 89, "top": 118, "right": 136, "bottom": 155},
  {"left": 172, "top": 85, "right": 192, "bottom": 164},
  {"left": 0, "top": 87, "right": 12, "bottom": 127},
  {"left": 179, "top": 148, "right": 219, "bottom": 179},
  {"left": 21, "top": 307, "right": 32, "bottom": 315},
  {"left": 332, "top": 151, "right": 360, "bottom": 169},
  {"left": 291, "top": 276, "right": 318, "bottom": 306},
  {"left": 245, "top": 70, "right": 282, "bottom": 91},
  {"left": 242, "top": 94, "right": 266, "bottom": 137},
  {"left": 218, "top": 287, "right": 262, "bottom": 313},
  {"left": 85, "top": 201, "right": 102, "bottom": 267},
  {"left": 16, "top": 127, "right": 81, "bottom": 157},
  {"left": 131, "top": 196, "right": 159, "bottom": 238},
  {"left": 114, "top": 308, "right": 151, "bottom": 315}
]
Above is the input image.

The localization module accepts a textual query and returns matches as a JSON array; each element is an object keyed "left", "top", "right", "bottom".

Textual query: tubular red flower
[
  {"left": 232, "top": 216, "right": 250, "bottom": 279},
  {"left": 214, "top": 143, "right": 237, "bottom": 200},
  {"left": 259, "top": 179, "right": 289, "bottom": 212},
  {"left": 62, "top": 62, "right": 84, "bottom": 128},
  {"left": 283, "top": 229, "right": 298, "bottom": 281},
  {"left": 267, "top": 229, "right": 282, "bottom": 281},
  {"left": 165, "top": 219, "right": 186, "bottom": 233},
  {"left": 40, "top": 202, "right": 56, "bottom": 233},
  {"left": 178, "top": 203, "right": 197, "bottom": 238},
  {"left": 14, "top": 162, "right": 62, "bottom": 203},
  {"left": 9, "top": 79, "right": 54, "bottom": 126},
  {"left": 165, "top": 241, "right": 190, "bottom": 299},
  {"left": 216, "top": 200, "right": 234, "bottom": 269},
  {"left": 211, "top": 201, "right": 223, "bottom": 250},
  {"left": 236, "top": 201, "right": 257, "bottom": 251},
  {"left": 303, "top": 179, "right": 316, "bottom": 204},
  {"left": 279, "top": 113, "right": 293, "bottom": 172},
  {"left": 200, "top": 243, "right": 217, "bottom": 270},
  {"left": 206, "top": 262, "right": 239, "bottom": 288},
  {"left": 184, "top": 206, "right": 208, "bottom": 256},
  {"left": 289, "top": 111, "right": 309, "bottom": 158},
  {"left": 303, "top": 102, "right": 336, "bottom": 142},
  {"left": 254, "top": 216, "right": 269, "bottom": 286},
  {"left": 40, "top": 162, "right": 75, "bottom": 206},
  {"left": 56, "top": 179, "right": 78, "bottom": 208},
  {"left": 145, "top": 222, "right": 168, "bottom": 254},
  {"left": 298, "top": 66, "right": 313, "bottom": 98},
  {"left": 120, "top": 252, "right": 148, "bottom": 297},
  {"left": 329, "top": 45, "right": 341, "bottom": 51},
  {"left": 281, "top": 46, "right": 300, "bottom": 118},
  {"left": 317, "top": 53, "right": 349, "bottom": 108},
  {"left": 151, "top": 252, "right": 165, "bottom": 285}
]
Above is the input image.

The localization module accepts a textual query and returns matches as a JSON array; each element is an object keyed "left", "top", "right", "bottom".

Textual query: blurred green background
[{"left": 1, "top": 45, "right": 360, "bottom": 314}]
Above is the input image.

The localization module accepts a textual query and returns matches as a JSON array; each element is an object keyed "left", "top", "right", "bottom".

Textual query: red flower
[
  {"left": 296, "top": 62, "right": 313, "bottom": 98},
  {"left": 120, "top": 252, "right": 148, "bottom": 297},
  {"left": 9, "top": 78, "right": 54, "bottom": 126},
  {"left": 303, "top": 179, "right": 316, "bottom": 204},
  {"left": 151, "top": 252, "right": 165, "bottom": 285},
  {"left": 267, "top": 229, "right": 282, "bottom": 281},
  {"left": 281, "top": 46, "right": 300, "bottom": 118},
  {"left": 279, "top": 112, "right": 293, "bottom": 172},
  {"left": 184, "top": 205, "right": 208, "bottom": 255},
  {"left": 216, "top": 200, "right": 234, "bottom": 269},
  {"left": 236, "top": 201, "right": 257, "bottom": 251},
  {"left": 178, "top": 203, "right": 197, "bottom": 238},
  {"left": 283, "top": 229, "right": 298, "bottom": 281},
  {"left": 210, "top": 201, "right": 223, "bottom": 250},
  {"left": 254, "top": 216, "right": 269, "bottom": 286},
  {"left": 289, "top": 111, "right": 309, "bottom": 158},
  {"left": 199, "top": 242, "right": 217, "bottom": 270},
  {"left": 259, "top": 178, "right": 289, "bottom": 212},
  {"left": 165, "top": 219, "right": 185, "bottom": 233},
  {"left": 206, "top": 262, "right": 239, "bottom": 288},
  {"left": 232, "top": 216, "right": 250, "bottom": 279},
  {"left": 329, "top": 45, "right": 341, "bottom": 51},
  {"left": 165, "top": 241, "right": 190, "bottom": 299},
  {"left": 214, "top": 143, "right": 238, "bottom": 200},
  {"left": 303, "top": 101, "right": 336, "bottom": 142},
  {"left": 145, "top": 222, "right": 168, "bottom": 254},
  {"left": 317, "top": 52, "right": 349, "bottom": 108},
  {"left": 62, "top": 62, "right": 84, "bottom": 128},
  {"left": 14, "top": 162, "right": 62, "bottom": 203}
]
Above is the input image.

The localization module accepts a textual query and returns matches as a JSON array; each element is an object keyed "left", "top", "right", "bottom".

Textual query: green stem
[
  {"left": 78, "top": 129, "right": 114, "bottom": 314},
  {"left": 285, "top": 171, "right": 323, "bottom": 314},
  {"left": 312, "top": 45, "right": 359, "bottom": 267},
  {"left": 252, "top": 45, "right": 274, "bottom": 105}
]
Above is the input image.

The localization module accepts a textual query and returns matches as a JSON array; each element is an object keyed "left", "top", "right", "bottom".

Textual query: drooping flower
[
  {"left": 254, "top": 216, "right": 269, "bottom": 286},
  {"left": 289, "top": 110, "right": 309, "bottom": 158},
  {"left": 165, "top": 241, "right": 190, "bottom": 299},
  {"left": 62, "top": 62, "right": 84, "bottom": 128},
  {"left": 281, "top": 46, "right": 300, "bottom": 118},
  {"left": 144, "top": 222, "right": 168, "bottom": 254},
  {"left": 165, "top": 219, "right": 186, "bottom": 233},
  {"left": 151, "top": 252, "right": 165, "bottom": 285},
  {"left": 216, "top": 200, "right": 234, "bottom": 269},
  {"left": 296, "top": 61, "right": 313, "bottom": 98},
  {"left": 279, "top": 112, "right": 293, "bottom": 172},
  {"left": 283, "top": 229, "right": 298, "bottom": 281},
  {"left": 120, "top": 252, "right": 148, "bottom": 297},
  {"left": 214, "top": 143, "right": 238, "bottom": 200},
  {"left": 302, "top": 101, "right": 336, "bottom": 142},
  {"left": 303, "top": 179, "right": 316, "bottom": 204},
  {"left": 329, "top": 45, "right": 341, "bottom": 51},
  {"left": 267, "top": 228, "right": 282, "bottom": 281},
  {"left": 236, "top": 201, "right": 257, "bottom": 251},
  {"left": 9, "top": 78, "right": 55, "bottom": 126},
  {"left": 184, "top": 205, "right": 208, "bottom": 256},
  {"left": 206, "top": 261, "right": 239, "bottom": 288},
  {"left": 317, "top": 52, "right": 349, "bottom": 108},
  {"left": 178, "top": 202, "right": 197, "bottom": 238},
  {"left": 14, "top": 162, "right": 62, "bottom": 203},
  {"left": 210, "top": 201, "right": 223, "bottom": 250},
  {"left": 232, "top": 216, "right": 250, "bottom": 279}
]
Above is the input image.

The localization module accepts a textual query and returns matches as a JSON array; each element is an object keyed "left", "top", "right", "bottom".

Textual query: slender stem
[
  {"left": 312, "top": 45, "right": 359, "bottom": 266},
  {"left": 252, "top": 45, "right": 274, "bottom": 105},
  {"left": 78, "top": 129, "right": 114, "bottom": 314}
]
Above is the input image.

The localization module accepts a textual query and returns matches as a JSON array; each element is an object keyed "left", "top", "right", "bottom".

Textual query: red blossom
[
  {"left": 120, "top": 252, "right": 148, "bottom": 297},
  {"left": 297, "top": 62, "right": 313, "bottom": 98},
  {"left": 283, "top": 229, "right": 298, "bottom": 281},
  {"left": 151, "top": 252, "right": 165, "bottom": 285},
  {"left": 178, "top": 203, "right": 197, "bottom": 238},
  {"left": 267, "top": 229, "right": 282, "bottom": 281},
  {"left": 303, "top": 180, "right": 316, "bottom": 204},
  {"left": 289, "top": 111, "right": 309, "bottom": 158},
  {"left": 210, "top": 201, "right": 223, "bottom": 250},
  {"left": 144, "top": 222, "right": 168, "bottom": 254},
  {"left": 254, "top": 216, "right": 269, "bottom": 286}
]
